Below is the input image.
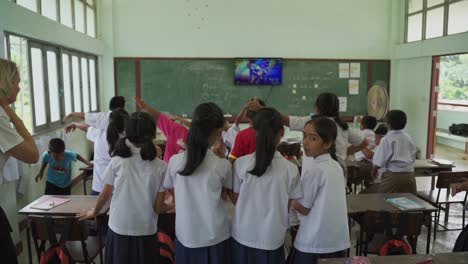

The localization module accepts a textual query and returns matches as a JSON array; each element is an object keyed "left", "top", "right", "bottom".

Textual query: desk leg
[
  {"left": 431, "top": 174, "right": 435, "bottom": 190},
  {"left": 426, "top": 212, "right": 432, "bottom": 254},
  {"left": 26, "top": 224, "right": 32, "bottom": 264}
]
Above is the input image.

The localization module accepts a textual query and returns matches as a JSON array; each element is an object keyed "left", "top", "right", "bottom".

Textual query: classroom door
[{"left": 427, "top": 56, "right": 440, "bottom": 158}]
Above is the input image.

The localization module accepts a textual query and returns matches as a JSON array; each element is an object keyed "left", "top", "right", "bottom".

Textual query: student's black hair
[
  {"left": 106, "top": 108, "right": 129, "bottom": 156},
  {"left": 385, "top": 110, "right": 407, "bottom": 130},
  {"left": 361, "top": 116, "right": 377, "bottom": 130},
  {"left": 179, "top": 102, "right": 225, "bottom": 176},
  {"left": 49, "top": 138, "right": 65, "bottom": 153},
  {"left": 109, "top": 96, "right": 126, "bottom": 111},
  {"left": 374, "top": 124, "right": 388, "bottom": 135},
  {"left": 315, "top": 93, "right": 348, "bottom": 130},
  {"left": 246, "top": 98, "right": 265, "bottom": 120},
  {"left": 113, "top": 112, "right": 157, "bottom": 161},
  {"left": 305, "top": 116, "right": 339, "bottom": 162},
  {"left": 249, "top": 107, "right": 283, "bottom": 176}
]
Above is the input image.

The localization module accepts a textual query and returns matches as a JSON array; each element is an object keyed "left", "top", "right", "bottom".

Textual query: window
[
  {"left": 5, "top": 33, "right": 99, "bottom": 133},
  {"left": 438, "top": 54, "right": 468, "bottom": 106},
  {"left": 405, "top": 0, "right": 468, "bottom": 42},
  {"left": 13, "top": 0, "right": 97, "bottom": 38}
]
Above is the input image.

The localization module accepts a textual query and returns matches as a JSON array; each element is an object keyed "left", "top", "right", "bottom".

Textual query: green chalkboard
[{"left": 115, "top": 59, "right": 390, "bottom": 117}]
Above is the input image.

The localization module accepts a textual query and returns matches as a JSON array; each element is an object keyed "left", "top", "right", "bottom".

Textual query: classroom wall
[
  {"left": 112, "top": 0, "right": 392, "bottom": 59},
  {"left": 389, "top": 0, "right": 468, "bottom": 158},
  {"left": 0, "top": 0, "right": 109, "bottom": 245}
]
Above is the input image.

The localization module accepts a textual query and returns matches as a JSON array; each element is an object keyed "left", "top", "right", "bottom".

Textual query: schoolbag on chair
[{"left": 158, "top": 231, "right": 175, "bottom": 264}]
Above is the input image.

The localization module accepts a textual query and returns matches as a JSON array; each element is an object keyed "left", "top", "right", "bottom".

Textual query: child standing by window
[
  {"left": 288, "top": 117, "right": 349, "bottom": 264},
  {"left": 231, "top": 108, "right": 302, "bottom": 264},
  {"left": 35, "top": 138, "right": 91, "bottom": 195},
  {"left": 164, "top": 102, "right": 232, "bottom": 263},
  {"left": 372, "top": 110, "right": 417, "bottom": 193}
]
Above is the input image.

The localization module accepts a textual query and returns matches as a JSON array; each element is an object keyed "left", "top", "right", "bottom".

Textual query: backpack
[
  {"left": 453, "top": 224, "right": 468, "bottom": 252},
  {"left": 378, "top": 213, "right": 413, "bottom": 256},
  {"left": 158, "top": 231, "right": 175, "bottom": 264},
  {"left": 39, "top": 245, "right": 71, "bottom": 264},
  {"left": 449, "top": 124, "right": 468, "bottom": 136}
]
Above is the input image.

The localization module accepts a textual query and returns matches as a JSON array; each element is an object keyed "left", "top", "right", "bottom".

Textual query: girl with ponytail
[
  {"left": 231, "top": 107, "right": 302, "bottom": 264},
  {"left": 80, "top": 111, "right": 172, "bottom": 264},
  {"left": 164, "top": 102, "right": 232, "bottom": 264},
  {"left": 64, "top": 108, "right": 129, "bottom": 195},
  {"left": 248, "top": 92, "right": 368, "bottom": 178},
  {"left": 287, "top": 116, "right": 350, "bottom": 264}
]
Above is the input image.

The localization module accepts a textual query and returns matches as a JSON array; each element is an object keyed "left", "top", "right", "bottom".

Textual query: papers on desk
[
  {"left": 346, "top": 256, "right": 371, "bottom": 264},
  {"left": 31, "top": 197, "right": 70, "bottom": 211},
  {"left": 386, "top": 197, "right": 425, "bottom": 210},
  {"left": 430, "top": 158, "right": 454, "bottom": 166}
]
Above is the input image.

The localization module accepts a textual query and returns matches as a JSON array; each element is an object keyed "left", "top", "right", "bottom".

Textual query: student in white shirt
[
  {"left": 65, "top": 108, "right": 129, "bottom": 195},
  {"left": 80, "top": 112, "right": 172, "bottom": 264},
  {"left": 288, "top": 116, "right": 349, "bottom": 264},
  {"left": 360, "top": 124, "right": 388, "bottom": 194},
  {"left": 248, "top": 93, "right": 367, "bottom": 178},
  {"left": 164, "top": 102, "right": 232, "bottom": 264},
  {"left": 372, "top": 110, "right": 417, "bottom": 193},
  {"left": 231, "top": 108, "right": 302, "bottom": 264},
  {"left": 63, "top": 96, "right": 126, "bottom": 129},
  {"left": 350, "top": 115, "right": 377, "bottom": 187}
]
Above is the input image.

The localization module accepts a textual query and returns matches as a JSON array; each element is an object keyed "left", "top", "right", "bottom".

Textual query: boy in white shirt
[
  {"left": 372, "top": 110, "right": 417, "bottom": 193},
  {"left": 351, "top": 116, "right": 377, "bottom": 187}
]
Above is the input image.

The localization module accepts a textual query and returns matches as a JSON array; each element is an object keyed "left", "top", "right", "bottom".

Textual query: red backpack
[{"left": 158, "top": 231, "right": 175, "bottom": 264}]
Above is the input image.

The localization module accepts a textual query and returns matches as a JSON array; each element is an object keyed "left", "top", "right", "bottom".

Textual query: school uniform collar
[
  {"left": 125, "top": 139, "right": 141, "bottom": 154},
  {"left": 274, "top": 151, "right": 284, "bottom": 159},
  {"left": 387, "top": 129, "right": 404, "bottom": 135},
  {"left": 313, "top": 153, "right": 332, "bottom": 163}
]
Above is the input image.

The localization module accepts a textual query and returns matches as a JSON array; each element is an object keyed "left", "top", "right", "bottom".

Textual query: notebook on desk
[
  {"left": 430, "top": 158, "right": 455, "bottom": 166},
  {"left": 31, "top": 197, "right": 70, "bottom": 211},
  {"left": 386, "top": 197, "right": 425, "bottom": 210}
]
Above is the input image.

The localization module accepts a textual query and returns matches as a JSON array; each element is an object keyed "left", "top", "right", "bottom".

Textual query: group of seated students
[{"left": 53, "top": 92, "right": 418, "bottom": 264}]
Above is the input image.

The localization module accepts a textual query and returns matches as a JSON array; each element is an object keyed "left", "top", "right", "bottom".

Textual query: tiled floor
[{"left": 16, "top": 144, "right": 468, "bottom": 263}]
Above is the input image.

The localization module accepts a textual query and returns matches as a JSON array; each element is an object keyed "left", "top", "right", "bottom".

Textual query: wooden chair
[
  {"left": 29, "top": 215, "right": 105, "bottom": 264},
  {"left": 79, "top": 166, "right": 94, "bottom": 195},
  {"left": 356, "top": 211, "right": 424, "bottom": 256},
  {"left": 416, "top": 171, "right": 468, "bottom": 239}
]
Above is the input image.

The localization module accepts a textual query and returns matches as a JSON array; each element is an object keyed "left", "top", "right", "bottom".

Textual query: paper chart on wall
[
  {"left": 339, "top": 97, "right": 347, "bottom": 112},
  {"left": 350, "top": 63, "right": 361, "bottom": 78},
  {"left": 339, "top": 63, "right": 350, "bottom": 78},
  {"left": 349, "top": 80, "right": 359, "bottom": 95}
]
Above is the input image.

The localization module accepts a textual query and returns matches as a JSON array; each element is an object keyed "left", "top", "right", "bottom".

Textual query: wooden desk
[
  {"left": 347, "top": 193, "right": 437, "bottom": 254},
  {"left": 433, "top": 252, "right": 468, "bottom": 264},
  {"left": 319, "top": 255, "right": 437, "bottom": 264},
  {"left": 19, "top": 195, "right": 109, "bottom": 264},
  {"left": 319, "top": 253, "right": 468, "bottom": 264},
  {"left": 414, "top": 160, "right": 454, "bottom": 190}
]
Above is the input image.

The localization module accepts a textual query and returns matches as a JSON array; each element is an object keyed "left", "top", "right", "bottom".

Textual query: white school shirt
[
  {"left": 164, "top": 149, "right": 232, "bottom": 248},
  {"left": 294, "top": 153, "right": 350, "bottom": 253},
  {"left": 85, "top": 111, "right": 110, "bottom": 130},
  {"left": 373, "top": 130, "right": 416, "bottom": 173},
  {"left": 289, "top": 115, "right": 364, "bottom": 170},
  {"left": 0, "top": 107, "right": 23, "bottom": 183},
  {"left": 86, "top": 127, "right": 112, "bottom": 192},
  {"left": 232, "top": 151, "right": 302, "bottom": 250},
  {"left": 222, "top": 124, "right": 240, "bottom": 150},
  {"left": 103, "top": 140, "right": 167, "bottom": 236},
  {"left": 372, "top": 145, "right": 385, "bottom": 184},
  {"left": 355, "top": 129, "right": 376, "bottom": 162}
]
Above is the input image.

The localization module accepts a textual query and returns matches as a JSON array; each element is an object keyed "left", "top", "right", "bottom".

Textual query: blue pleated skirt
[
  {"left": 231, "top": 238, "right": 284, "bottom": 264},
  {"left": 175, "top": 237, "right": 231, "bottom": 264},
  {"left": 105, "top": 228, "right": 159, "bottom": 264}
]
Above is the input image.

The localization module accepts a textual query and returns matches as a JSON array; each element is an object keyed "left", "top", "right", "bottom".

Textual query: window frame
[
  {"left": 12, "top": 0, "right": 97, "bottom": 38},
  {"left": 5, "top": 32, "right": 100, "bottom": 134},
  {"left": 405, "top": 0, "right": 467, "bottom": 43}
]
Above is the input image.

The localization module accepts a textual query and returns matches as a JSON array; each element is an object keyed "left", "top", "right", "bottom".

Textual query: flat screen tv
[{"left": 234, "top": 58, "right": 282, "bottom": 85}]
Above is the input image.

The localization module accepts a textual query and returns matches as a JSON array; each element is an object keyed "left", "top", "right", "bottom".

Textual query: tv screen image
[{"left": 234, "top": 58, "right": 282, "bottom": 85}]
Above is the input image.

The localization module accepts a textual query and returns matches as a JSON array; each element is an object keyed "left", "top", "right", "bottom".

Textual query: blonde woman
[{"left": 0, "top": 58, "right": 39, "bottom": 264}]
